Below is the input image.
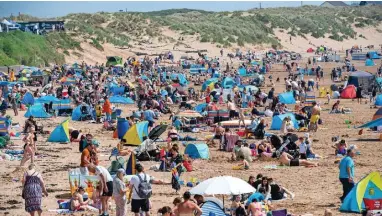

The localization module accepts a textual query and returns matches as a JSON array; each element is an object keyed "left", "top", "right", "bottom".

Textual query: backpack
[{"left": 134, "top": 174, "right": 152, "bottom": 199}]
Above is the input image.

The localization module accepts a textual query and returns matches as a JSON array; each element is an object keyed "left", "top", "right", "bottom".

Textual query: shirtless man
[
  {"left": 174, "top": 192, "right": 202, "bottom": 216},
  {"left": 279, "top": 152, "right": 318, "bottom": 167},
  {"left": 309, "top": 101, "right": 321, "bottom": 132}
]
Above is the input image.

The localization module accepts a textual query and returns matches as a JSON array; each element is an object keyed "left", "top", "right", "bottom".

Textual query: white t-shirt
[
  {"left": 299, "top": 142, "right": 307, "bottom": 154},
  {"left": 129, "top": 173, "right": 154, "bottom": 200},
  {"left": 95, "top": 166, "right": 113, "bottom": 183}
]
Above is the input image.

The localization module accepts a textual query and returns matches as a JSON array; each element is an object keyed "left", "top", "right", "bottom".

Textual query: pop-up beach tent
[
  {"left": 341, "top": 85, "right": 357, "bottom": 99},
  {"left": 340, "top": 171, "right": 382, "bottom": 213},
  {"left": 47, "top": 119, "right": 70, "bottom": 143},
  {"left": 270, "top": 113, "right": 299, "bottom": 130},
  {"left": 184, "top": 143, "right": 210, "bottom": 159},
  {"left": 24, "top": 104, "right": 51, "bottom": 118},
  {"left": 278, "top": 92, "right": 296, "bottom": 104},
  {"left": 106, "top": 56, "right": 123, "bottom": 67},
  {"left": 122, "top": 121, "right": 149, "bottom": 145}
]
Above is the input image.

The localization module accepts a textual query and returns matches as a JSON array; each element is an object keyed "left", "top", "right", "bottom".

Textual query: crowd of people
[{"left": 2, "top": 45, "right": 378, "bottom": 216}]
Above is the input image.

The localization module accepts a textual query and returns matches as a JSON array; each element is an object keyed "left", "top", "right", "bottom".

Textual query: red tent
[
  {"left": 307, "top": 48, "right": 314, "bottom": 53},
  {"left": 340, "top": 85, "right": 356, "bottom": 99}
]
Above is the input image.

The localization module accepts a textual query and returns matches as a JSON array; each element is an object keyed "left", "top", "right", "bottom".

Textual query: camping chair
[
  {"left": 109, "top": 147, "right": 120, "bottom": 160},
  {"left": 107, "top": 157, "right": 125, "bottom": 175}
]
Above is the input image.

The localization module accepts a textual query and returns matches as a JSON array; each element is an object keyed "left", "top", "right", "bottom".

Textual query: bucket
[{"left": 117, "top": 118, "right": 129, "bottom": 139}]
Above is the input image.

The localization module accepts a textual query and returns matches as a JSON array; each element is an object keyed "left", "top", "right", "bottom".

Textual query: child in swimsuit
[
  {"left": 70, "top": 192, "right": 88, "bottom": 211},
  {"left": 91, "top": 184, "right": 102, "bottom": 214}
]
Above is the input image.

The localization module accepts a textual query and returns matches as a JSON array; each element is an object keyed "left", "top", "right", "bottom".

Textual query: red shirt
[{"left": 206, "top": 95, "right": 210, "bottom": 103}]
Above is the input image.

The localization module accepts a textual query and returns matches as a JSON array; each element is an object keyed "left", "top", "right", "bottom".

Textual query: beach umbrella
[
  {"left": 189, "top": 176, "right": 255, "bottom": 195},
  {"left": 176, "top": 110, "right": 202, "bottom": 118},
  {"left": 109, "top": 95, "right": 134, "bottom": 104}
]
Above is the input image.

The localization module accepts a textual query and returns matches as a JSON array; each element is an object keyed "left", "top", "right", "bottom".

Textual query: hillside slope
[{"left": 2, "top": 5, "right": 382, "bottom": 66}]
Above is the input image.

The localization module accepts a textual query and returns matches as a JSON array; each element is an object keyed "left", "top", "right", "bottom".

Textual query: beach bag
[{"left": 135, "top": 174, "right": 152, "bottom": 199}]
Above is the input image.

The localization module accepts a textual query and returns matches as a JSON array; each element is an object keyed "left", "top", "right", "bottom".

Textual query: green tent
[{"left": 106, "top": 56, "right": 123, "bottom": 67}]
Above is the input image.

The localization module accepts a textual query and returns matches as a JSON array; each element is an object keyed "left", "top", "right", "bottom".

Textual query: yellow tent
[{"left": 122, "top": 121, "right": 149, "bottom": 145}]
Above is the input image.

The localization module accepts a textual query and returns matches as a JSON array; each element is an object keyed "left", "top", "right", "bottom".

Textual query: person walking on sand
[
  {"left": 339, "top": 147, "right": 356, "bottom": 202},
  {"left": 22, "top": 163, "right": 48, "bottom": 216},
  {"left": 174, "top": 191, "right": 202, "bottom": 216}
]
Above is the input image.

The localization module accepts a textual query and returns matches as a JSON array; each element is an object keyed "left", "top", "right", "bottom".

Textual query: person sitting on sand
[
  {"left": 332, "top": 139, "right": 347, "bottom": 155},
  {"left": 268, "top": 178, "right": 295, "bottom": 200},
  {"left": 279, "top": 152, "right": 318, "bottom": 167},
  {"left": 168, "top": 126, "right": 179, "bottom": 141},
  {"left": 70, "top": 191, "right": 89, "bottom": 211},
  {"left": 69, "top": 128, "right": 82, "bottom": 142},
  {"left": 253, "top": 118, "right": 267, "bottom": 139},
  {"left": 117, "top": 139, "right": 132, "bottom": 156},
  {"left": 256, "top": 177, "right": 271, "bottom": 200},
  {"left": 330, "top": 100, "right": 341, "bottom": 114},
  {"left": 231, "top": 195, "right": 246, "bottom": 216}
]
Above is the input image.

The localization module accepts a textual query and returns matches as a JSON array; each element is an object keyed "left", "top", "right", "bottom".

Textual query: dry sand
[{"left": 1, "top": 33, "right": 382, "bottom": 215}]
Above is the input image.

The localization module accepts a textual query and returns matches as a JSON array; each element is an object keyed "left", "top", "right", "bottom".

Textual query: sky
[{"left": 0, "top": 1, "right": 333, "bottom": 18}]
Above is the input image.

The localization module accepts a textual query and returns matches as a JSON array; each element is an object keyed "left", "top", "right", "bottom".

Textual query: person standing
[
  {"left": 356, "top": 85, "right": 363, "bottom": 104},
  {"left": 103, "top": 96, "right": 112, "bottom": 122},
  {"left": 22, "top": 164, "right": 48, "bottom": 216},
  {"left": 80, "top": 142, "right": 93, "bottom": 176},
  {"left": 339, "top": 148, "right": 356, "bottom": 202},
  {"left": 113, "top": 169, "right": 128, "bottom": 216},
  {"left": 89, "top": 164, "right": 113, "bottom": 216},
  {"left": 128, "top": 163, "right": 165, "bottom": 216}
]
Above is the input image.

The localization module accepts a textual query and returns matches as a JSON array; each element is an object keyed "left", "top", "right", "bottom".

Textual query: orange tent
[{"left": 340, "top": 85, "right": 356, "bottom": 99}]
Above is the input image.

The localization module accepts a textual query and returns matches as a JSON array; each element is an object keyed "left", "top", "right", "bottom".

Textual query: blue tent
[
  {"left": 357, "top": 118, "right": 382, "bottom": 128},
  {"left": 368, "top": 51, "right": 381, "bottom": 59},
  {"left": 72, "top": 104, "right": 94, "bottom": 121},
  {"left": 278, "top": 92, "right": 296, "bottom": 104},
  {"left": 270, "top": 113, "right": 299, "bottom": 130},
  {"left": 109, "top": 95, "right": 134, "bottom": 104},
  {"left": 375, "top": 94, "right": 382, "bottom": 106},
  {"left": 21, "top": 92, "right": 34, "bottom": 105},
  {"left": 194, "top": 103, "right": 207, "bottom": 113},
  {"left": 365, "top": 59, "right": 375, "bottom": 66},
  {"left": 109, "top": 86, "right": 125, "bottom": 96},
  {"left": 47, "top": 119, "right": 70, "bottom": 143},
  {"left": 200, "top": 201, "right": 225, "bottom": 216},
  {"left": 222, "top": 77, "right": 235, "bottom": 89},
  {"left": 171, "top": 73, "right": 189, "bottom": 86},
  {"left": 24, "top": 104, "right": 51, "bottom": 118},
  {"left": 184, "top": 143, "right": 210, "bottom": 159},
  {"left": 340, "top": 172, "right": 382, "bottom": 213},
  {"left": 239, "top": 68, "right": 249, "bottom": 76},
  {"left": 202, "top": 78, "right": 218, "bottom": 91},
  {"left": 36, "top": 95, "right": 60, "bottom": 103}
]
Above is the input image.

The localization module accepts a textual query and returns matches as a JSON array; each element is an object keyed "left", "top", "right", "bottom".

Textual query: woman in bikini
[
  {"left": 20, "top": 141, "right": 35, "bottom": 167},
  {"left": 247, "top": 198, "right": 265, "bottom": 216}
]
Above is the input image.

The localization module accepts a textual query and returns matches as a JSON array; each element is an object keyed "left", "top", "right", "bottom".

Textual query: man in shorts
[
  {"left": 279, "top": 152, "right": 318, "bottom": 167},
  {"left": 129, "top": 164, "right": 165, "bottom": 216},
  {"left": 88, "top": 164, "right": 113, "bottom": 216}
]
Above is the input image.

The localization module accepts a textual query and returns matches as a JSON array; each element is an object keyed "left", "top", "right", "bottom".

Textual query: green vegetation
[
  {"left": 0, "top": 31, "right": 64, "bottom": 66},
  {"left": 2, "top": 5, "right": 382, "bottom": 66}
]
